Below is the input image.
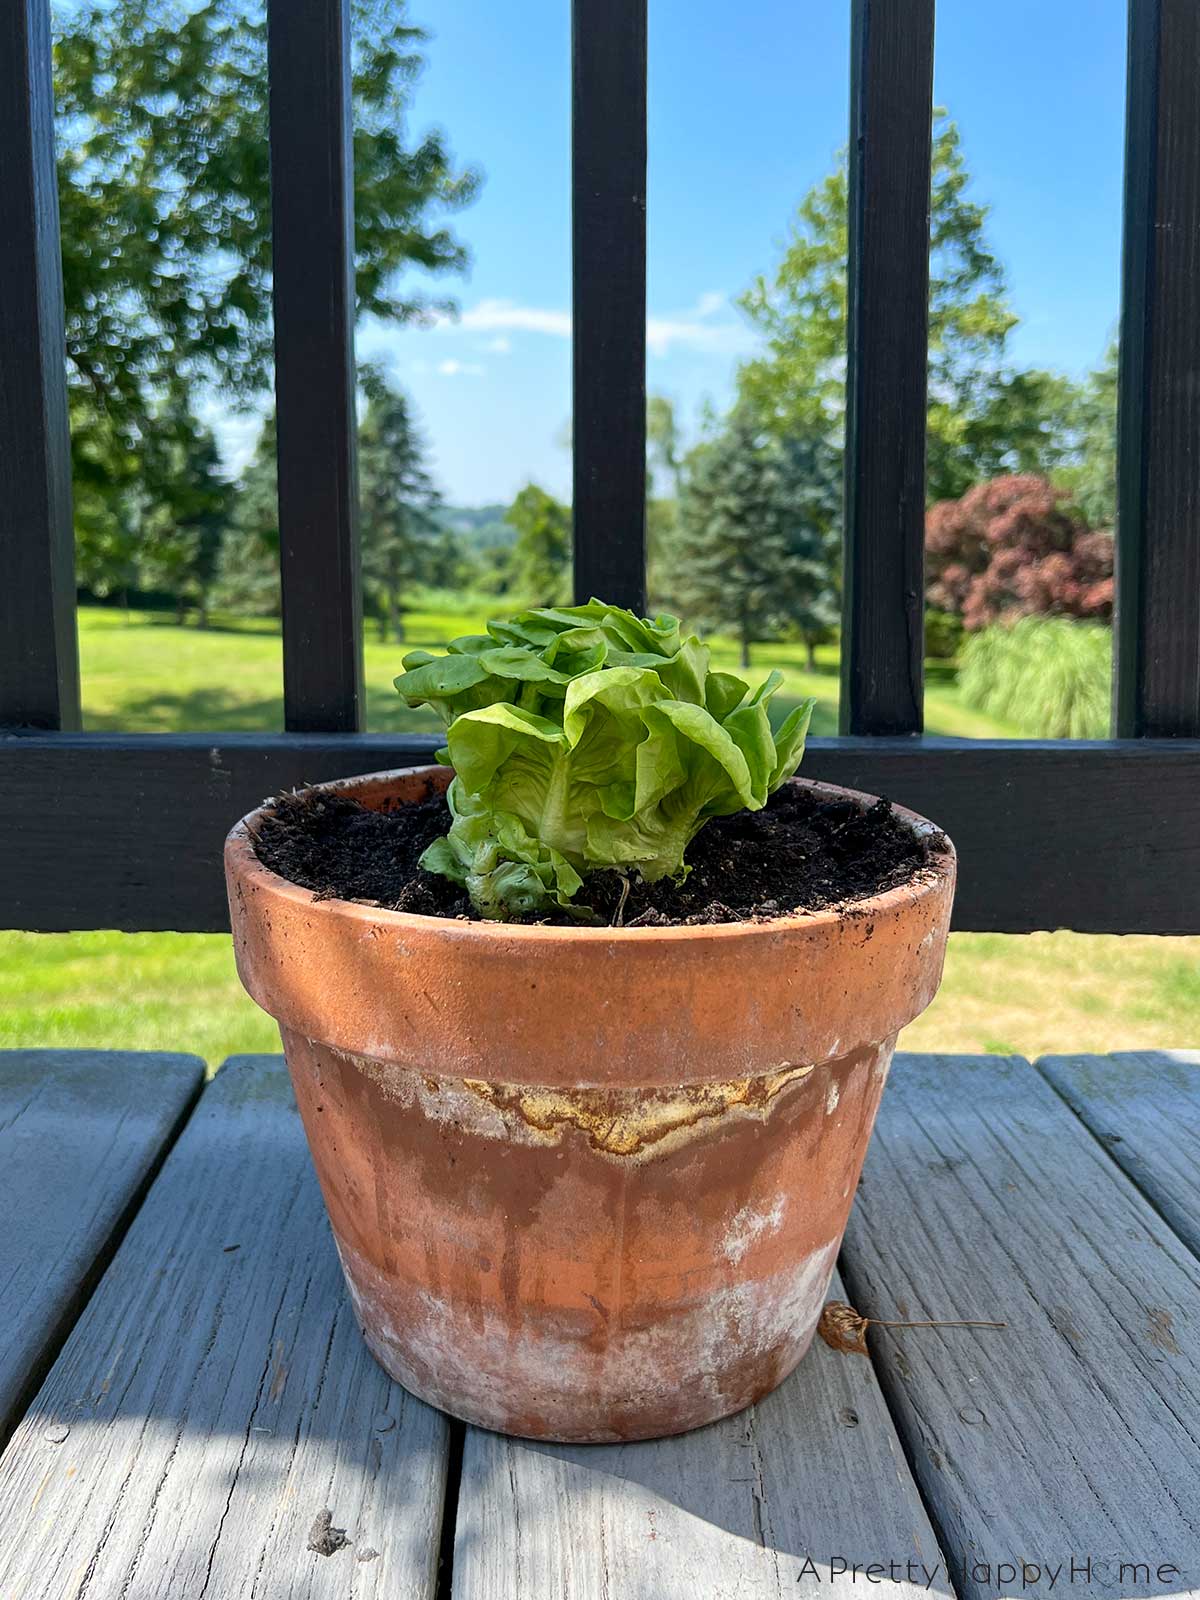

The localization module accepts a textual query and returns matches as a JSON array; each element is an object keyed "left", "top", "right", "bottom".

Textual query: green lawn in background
[
  {"left": 76, "top": 602, "right": 1017, "bottom": 739},
  {"left": 3, "top": 604, "right": 1192, "bottom": 1070},
  {"left": 3, "top": 927, "right": 1197, "bottom": 1072}
]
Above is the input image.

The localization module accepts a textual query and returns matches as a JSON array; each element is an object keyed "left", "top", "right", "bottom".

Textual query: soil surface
[{"left": 251, "top": 780, "right": 941, "bottom": 926}]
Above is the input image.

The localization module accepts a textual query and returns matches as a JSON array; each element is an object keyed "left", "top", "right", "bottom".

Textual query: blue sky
[{"left": 226, "top": 0, "right": 1129, "bottom": 504}]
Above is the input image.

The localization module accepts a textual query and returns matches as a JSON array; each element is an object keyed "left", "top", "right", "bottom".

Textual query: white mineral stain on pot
[
  {"left": 336, "top": 1233, "right": 841, "bottom": 1441},
  {"left": 723, "top": 1193, "right": 788, "bottom": 1264},
  {"left": 825, "top": 1080, "right": 840, "bottom": 1115}
]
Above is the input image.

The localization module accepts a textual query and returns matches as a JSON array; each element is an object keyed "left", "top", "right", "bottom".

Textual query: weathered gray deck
[{"left": 0, "top": 1048, "right": 1196, "bottom": 1598}]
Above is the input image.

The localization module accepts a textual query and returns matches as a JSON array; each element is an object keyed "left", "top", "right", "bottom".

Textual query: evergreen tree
[
  {"left": 676, "top": 410, "right": 840, "bottom": 669},
  {"left": 139, "top": 390, "right": 233, "bottom": 625},
  {"left": 211, "top": 418, "right": 281, "bottom": 617},
  {"left": 358, "top": 367, "right": 442, "bottom": 642}
]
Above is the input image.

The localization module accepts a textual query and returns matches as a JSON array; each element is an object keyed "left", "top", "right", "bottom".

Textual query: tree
[
  {"left": 211, "top": 418, "right": 281, "bottom": 617},
  {"left": 1056, "top": 341, "right": 1118, "bottom": 528},
  {"left": 505, "top": 485, "right": 572, "bottom": 607},
  {"left": 138, "top": 389, "right": 233, "bottom": 624},
  {"left": 358, "top": 366, "right": 442, "bottom": 642},
  {"left": 925, "top": 474, "right": 1113, "bottom": 631},
  {"left": 736, "top": 113, "right": 1082, "bottom": 502},
  {"left": 215, "top": 370, "right": 444, "bottom": 630},
  {"left": 646, "top": 394, "right": 684, "bottom": 497},
  {"left": 54, "top": 0, "right": 480, "bottom": 597},
  {"left": 72, "top": 400, "right": 142, "bottom": 609},
  {"left": 646, "top": 394, "right": 684, "bottom": 609},
  {"left": 675, "top": 409, "right": 840, "bottom": 669}
]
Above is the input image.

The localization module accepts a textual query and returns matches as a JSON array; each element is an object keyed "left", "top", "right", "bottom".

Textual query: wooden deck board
[
  {"left": 0, "top": 1049, "right": 203, "bottom": 1440},
  {"left": 842, "top": 1051, "right": 1200, "bottom": 1600},
  {"left": 453, "top": 1269, "right": 950, "bottom": 1600},
  {"left": 5, "top": 1045, "right": 1199, "bottom": 1597},
  {"left": 1037, "top": 1050, "right": 1200, "bottom": 1260},
  {"left": 0, "top": 1054, "right": 450, "bottom": 1600}
]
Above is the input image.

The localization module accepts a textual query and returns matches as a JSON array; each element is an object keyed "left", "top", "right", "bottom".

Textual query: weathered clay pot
[{"left": 226, "top": 766, "right": 955, "bottom": 1442}]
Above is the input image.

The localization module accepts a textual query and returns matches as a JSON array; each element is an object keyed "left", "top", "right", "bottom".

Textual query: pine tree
[
  {"left": 676, "top": 411, "right": 839, "bottom": 669},
  {"left": 211, "top": 418, "right": 281, "bottom": 618},
  {"left": 139, "top": 389, "right": 233, "bottom": 625},
  {"left": 358, "top": 367, "right": 442, "bottom": 642}
]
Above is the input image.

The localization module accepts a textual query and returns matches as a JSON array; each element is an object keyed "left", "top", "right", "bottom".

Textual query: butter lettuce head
[{"left": 394, "top": 601, "right": 815, "bottom": 920}]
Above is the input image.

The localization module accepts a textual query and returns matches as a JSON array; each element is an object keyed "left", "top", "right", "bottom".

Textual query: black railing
[{"left": 2, "top": 0, "right": 1199, "bottom": 936}]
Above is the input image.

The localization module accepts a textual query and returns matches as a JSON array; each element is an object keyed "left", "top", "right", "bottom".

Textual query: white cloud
[
  {"left": 437, "top": 359, "right": 485, "bottom": 377},
  {"left": 454, "top": 299, "right": 572, "bottom": 338},
  {"left": 434, "top": 292, "right": 753, "bottom": 359},
  {"left": 484, "top": 335, "right": 512, "bottom": 354}
]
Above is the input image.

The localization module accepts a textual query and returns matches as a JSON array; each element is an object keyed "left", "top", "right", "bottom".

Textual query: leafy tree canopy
[
  {"left": 55, "top": 0, "right": 480, "bottom": 424},
  {"left": 504, "top": 484, "right": 572, "bottom": 607},
  {"left": 55, "top": 0, "right": 479, "bottom": 597},
  {"left": 926, "top": 473, "right": 1113, "bottom": 631},
  {"left": 736, "top": 113, "right": 1080, "bottom": 502},
  {"left": 1054, "top": 341, "right": 1117, "bottom": 528}
]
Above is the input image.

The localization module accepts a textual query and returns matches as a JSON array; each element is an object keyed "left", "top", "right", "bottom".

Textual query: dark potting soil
[{"left": 251, "top": 779, "right": 941, "bottom": 927}]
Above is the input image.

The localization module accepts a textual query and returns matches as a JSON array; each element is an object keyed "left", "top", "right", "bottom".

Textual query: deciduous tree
[
  {"left": 505, "top": 485, "right": 572, "bottom": 607},
  {"left": 925, "top": 474, "right": 1113, "bottom": 631},
  {"left": 54, "top": 0, "right": 479, "bottom": 597},
  {"left": 736, "top": 114, "right": 1081, "bottom": 502}
]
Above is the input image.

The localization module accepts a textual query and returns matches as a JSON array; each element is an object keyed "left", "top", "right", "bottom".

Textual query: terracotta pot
[{"left": 226, "top": 766, "right": 955, "bottom": 1442}]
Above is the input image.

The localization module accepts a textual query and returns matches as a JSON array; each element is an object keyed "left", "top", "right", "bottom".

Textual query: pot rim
[{"left": 225, "top": 763, "right": 956, "bottom": 942}]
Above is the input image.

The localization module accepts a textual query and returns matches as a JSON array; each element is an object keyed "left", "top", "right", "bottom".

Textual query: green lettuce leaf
[{"left": 396, "top": 600, "right": 816, "bottom": 920}]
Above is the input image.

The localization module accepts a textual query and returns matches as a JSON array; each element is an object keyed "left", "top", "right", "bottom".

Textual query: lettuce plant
[{"left": 394, "top": 601, "right": 815, "bottom": 920}]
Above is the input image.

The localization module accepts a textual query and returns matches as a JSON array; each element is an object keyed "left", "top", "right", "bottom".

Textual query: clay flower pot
[{"left": 226, "top": 765, "right": 955, "bottom": 1443}]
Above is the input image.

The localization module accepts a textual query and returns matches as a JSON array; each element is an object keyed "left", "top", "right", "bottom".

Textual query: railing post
[
  {"left": 571, "top": 0, "right": 648, "bottom": 615},
  {"left": 268, "top": 0, "right": 364, "bottom": 733},
  {"left": 1116, "top": 0, "right": 1200, "bottom": 738},
  {"left": 840, "top": 0, "right": 935, "bottom": 736},
  {"left": 0, "top": 0, "right": 81, "bottom": 731}
]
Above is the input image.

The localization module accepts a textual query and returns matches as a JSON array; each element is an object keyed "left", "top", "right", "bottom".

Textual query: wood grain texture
[
  {"left": 571, "top": 0, "right": 647, "bottom": 614},
  {"left": 453, "top": 1271, "right": 949, "bottom": 1599},
  {"left": 0, "top": 0, "right": 82, "bottom": 730},
  {"left": 3, "top": 732, "right": 1199, "bottom": 933},
  {"left": 1037, "top": 1050, "right": 1200, "bottom": 1261},
  {"left": 842, "top": 0, "right": 934, "bottom": 736},
  {"left": 0, "top": 1055, "right": 450, "bottom": 1600},
  {"left": 0, "top": 1051, "right": 203, "bottom": 1443},
  {"left": 269, "top": 0, "right": 364, "bottom": 733},
  {"left": 842, "top": 1052, "right": 1200, "bottom": 1598},
  {"left": 1117, "top": 0, "right": 1200, "bottom": 737}
]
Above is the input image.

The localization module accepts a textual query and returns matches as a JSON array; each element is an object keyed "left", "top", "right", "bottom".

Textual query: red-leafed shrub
[{"left": 925, "top": 475, "right": 1113, "bottom": 632}]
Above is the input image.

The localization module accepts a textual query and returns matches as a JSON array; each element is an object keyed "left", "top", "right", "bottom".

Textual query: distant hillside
[{"left": 437, "top": 504, "right": 513, "bottom": 551}]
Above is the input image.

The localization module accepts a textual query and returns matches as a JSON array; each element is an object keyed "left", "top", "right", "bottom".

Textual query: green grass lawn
[
  {"left": 2, "top": 604, "right": 1193, "bottom": 1069},
  {"left": 3, "top": 927, "right": 1197, "bottom": 1072},
  {"left": 76, "top": 602, "right": 1017, "bottom": 739}
]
